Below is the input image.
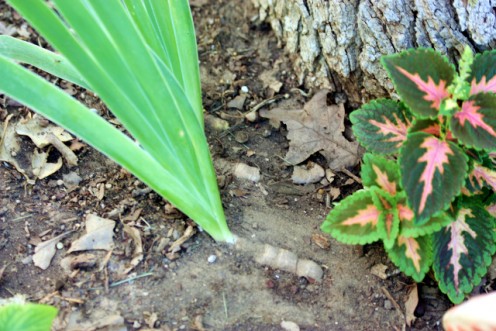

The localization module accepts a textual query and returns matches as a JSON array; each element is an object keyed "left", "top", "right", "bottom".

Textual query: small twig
[
  {"left": 339, "top": 168, "right": 362, "bottom": 184},
  {"left": 109, "top": 271, "right": 154, "bottom": 288},
  {"left": 249, "top": 94, "right": 287, "bottom": 114},
  {"left": 289, "top": 87, "right": 311, "bottom": 97},
  {"left": 11, "top": 214, "right": 33, "bottom": 222},
  {"left": 381, "top": 286, "right": 404, "bottom": 315},
  {"left": 222, "top": 292, "right": 228, "bottom": 320},
  {"left": 54, "top": 294, "right": 84, "bottom": 304}
]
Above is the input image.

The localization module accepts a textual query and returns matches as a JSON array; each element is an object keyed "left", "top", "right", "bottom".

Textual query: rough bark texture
[{"left": 252, "top": 0, "right": 496, "bottom": 105}]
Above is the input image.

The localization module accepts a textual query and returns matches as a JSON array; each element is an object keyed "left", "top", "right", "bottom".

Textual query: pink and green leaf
[
  {"left": 398, "top": 196, "right": 452, "bottom": 238},
  {"left": 386, "top": 234, "right": 433, "bottom": 282},
  {"left": 467, "top": 163, "right": 496, "bottom": 192},
  {"left": 373, "top": 191, "right": 400, "bottom": 249},
  {"left": 350, "top": 99, "right": 413, "bottom": 154},
  {"left": 409, "top": 118, "right": 455, "bottom": 141},
  {"left": 450, "top": 93, "right": 496, "bottom": 151},
  {"left": 321, "top": 188, "right": 384, "bottom": 245},
  {"left": 361, "top": 153, "right": 400, "bottom": 195},
  {"left": 433, "top": 203, "right": 496, "bottom": 304},
  {"left": 381, "top": 48, "right": 455, "bottom": 118},
  {"left": 400, "top": 132, "right": 468, "bottom": 224},
  {"left": 468, "top": 50, "right": 496, "bottom": 95}
]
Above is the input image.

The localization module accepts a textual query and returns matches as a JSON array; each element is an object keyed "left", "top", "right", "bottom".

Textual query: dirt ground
[{"left": 0, "top": 1, "right": 459, "bottom": 330}]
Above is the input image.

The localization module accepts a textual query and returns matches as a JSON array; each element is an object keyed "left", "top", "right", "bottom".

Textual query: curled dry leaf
[
  {"left": 31, "top": 149, "right": 63, "bottom": 179},
  {"left": 15, "top": 114, "right": 72, "bottom": 148},
  {"left": 121, "top": 223, "right": 143, "bottom": 275},
  {"left": 16, "top": 115, "right": 77, "bottom": 166},
  {"left": 168, "top": 225, "right": 196, "bottom": 254},
  {"left": 405, "top": 284, "right": 419, "bottom": 327},
  {"left": 67, "top": 215, "right": 115, "bottom": 253},
  {"left": 0, "top": 114, "right": 33, "bottom": 183},
  {"left": 1, "top": 114, "right": 76, "bottom": 182},
  {"left": 260, "top": 89, "right": 362, "bottom": 169}
]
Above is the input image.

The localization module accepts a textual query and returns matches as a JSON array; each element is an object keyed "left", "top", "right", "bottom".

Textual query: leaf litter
[
  {"left": 260, "top": 89, "right": 362, "bottom": 170},
  {"left": 33, "top": 230, "right": 73, "bottom": 270},
  {"left": 67, "top": 214, "right": 115, "bottom": 253},
  {"left": 0, "top": 113, "right": 77, "bottom": 182}
]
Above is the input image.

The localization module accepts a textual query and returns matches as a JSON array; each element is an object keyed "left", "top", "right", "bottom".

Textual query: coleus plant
[{"left": 321, "top": 47, "right": 496, "bottom": 304}]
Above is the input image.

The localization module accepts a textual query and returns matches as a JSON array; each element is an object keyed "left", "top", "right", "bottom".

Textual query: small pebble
[
  {"left": 245, "top": 111, "right": 258, "bottom": 122},
  {"left": 56, "top": 242, "right": 64, "bottom": 250},
  {"left": 241, "top": 85, "right": 249, "bottom": 93},
  {"left": 207, "top": 255, "right": 217, "bottom": 263},
  {"left": 234, "top": 131, "right": 249, "bottom": 144},
  {"left": 281, "top": 320, "right": 300, "bottom": 331},
  {"left": 384, "top": 300, "right": 393, "bottom": 310}
]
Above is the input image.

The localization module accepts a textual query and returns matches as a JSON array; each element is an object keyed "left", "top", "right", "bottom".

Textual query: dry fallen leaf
[
  {"left": 15, "top": 114, "right": 72, "bottom": 148},
  {"left": 33, "top": 231, "right": 73, "bottom": 270},
  {"left": 66, "top": 310, "right": 126, "bottom": 331},
  {"left": 16, "top": 115, "right": 77, "bottom": 166},
  {"left": 370, "top": 263, "right": 388, "bottom": 280},
  {"left": 168, "top": 225, "right": 196, "bottom": 254},
  {"left": 121, "top": 223, "right": 143, "bottom": 275},
  {"left": 260, "top": 89, "right": 362, "bottom": 169},
  {"left": 31, "top": 149, "right": 63, "bottom": 179},
  {"left": 67, "top": 215, "right": 115, "bottom": 253},
  {"left": 1, "top": 115, "right": 75, "bottom": 182},
  {"left": 405, "top": 284, "right": 419, "bottom": 327}
]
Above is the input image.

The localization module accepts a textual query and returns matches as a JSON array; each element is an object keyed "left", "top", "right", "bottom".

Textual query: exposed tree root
[{"left": 232, "top": 236, "right": 324, "bottom": 282}]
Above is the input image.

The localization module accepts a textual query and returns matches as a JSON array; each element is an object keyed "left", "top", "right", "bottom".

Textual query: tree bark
[{"left": 251, "top": 0, "right": 496, "bottom": 105}]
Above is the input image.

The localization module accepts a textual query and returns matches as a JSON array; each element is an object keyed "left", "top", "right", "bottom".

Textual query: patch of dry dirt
[{"left": 0, "top": 1, "right": 454, "bottom": 330}]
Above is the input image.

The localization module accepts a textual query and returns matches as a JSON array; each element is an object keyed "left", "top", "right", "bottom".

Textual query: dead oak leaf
[{"left": 260, "top": 89, "right": 361, "bottom": 169}]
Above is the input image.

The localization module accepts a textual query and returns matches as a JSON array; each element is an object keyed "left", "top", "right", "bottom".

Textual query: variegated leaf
[
  {"left": 400, "top": 132, "right": 468, "bottom": 224},
  {"left": 321, "top": 188, "right": 384, "bottom": 245},
  {"left": 450, "top": 93, "right": 496, "bottom": 151},
  {"left": 381, "top": 49, "right": 455, "bottom": 118},
  {"left": 386, "top": 234, "right": 433, "bottom": 282},
  {"left": 397, "top": 196, "right": 452, "bottom": 238},
  {"left": 433, "top": 204, "right": 496, "bottom": 303},
  {"left": 373, "top": 191, "right": 399, "bottom": 249},
  {"left": 361, "top": 153, "right": 400, "bottom": 195},
  {"left": 409, "top": 118, "right": 455, "bottom": 141},
  {"left": 468, "top": 163, "right": 496, "bottom": 192},
  {"left": 350, "top": 99, "right": 413, "bottom": 154},
  {"left": 469, "top": 50, "right": 496, "bottom": 95}
]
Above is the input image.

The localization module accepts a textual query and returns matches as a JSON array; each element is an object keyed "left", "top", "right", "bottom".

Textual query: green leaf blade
[
  {"left": 0, "top": 36, "right": 90, "bottom": 90},
  {"left": 400, "top": 132, "right": 468, "bottom": 224},
  {"left": 0, "top": 303, "right": 57, "bottom": 331},
  {"left": 0, "top": 54, "right": 232, "bottom": 243},
  {"left": 381, "top": 49, "right": 455, "bottom": 118}
]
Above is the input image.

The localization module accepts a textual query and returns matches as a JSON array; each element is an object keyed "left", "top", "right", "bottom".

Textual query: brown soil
[{"left": 0, "top": 1, "right": 454, "bottom": 330}]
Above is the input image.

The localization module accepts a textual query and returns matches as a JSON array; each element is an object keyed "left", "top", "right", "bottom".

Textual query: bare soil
[{"left": 0, "top": 1, "right": 456, "bottom": 330}]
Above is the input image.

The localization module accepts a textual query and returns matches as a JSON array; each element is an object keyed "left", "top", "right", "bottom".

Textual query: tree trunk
[{"left": 251, "top": 0, "right": 496, "bottom": 105}]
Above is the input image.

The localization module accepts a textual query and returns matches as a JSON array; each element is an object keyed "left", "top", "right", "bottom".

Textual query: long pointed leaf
[
  {"left": 0, "top": 56, "right": 234, "bottom": 243},
  {"left": 0, "top": 36, "right": 89, "bottom": 89}
]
